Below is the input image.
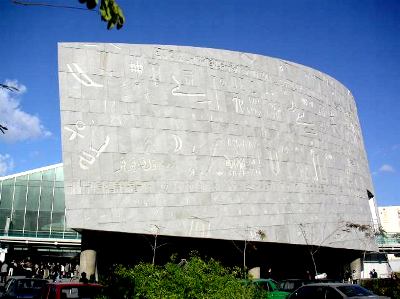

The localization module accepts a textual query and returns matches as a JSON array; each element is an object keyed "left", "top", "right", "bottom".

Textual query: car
[
  {"left": 0, "top": 277, "right": 48, "bottom": 299},
  {"left": 287, "top": 283, "right": 390, "bottom": 299},
  {"left": 279, "top": 278, "right": 340, "bottom": 293},
  {"left": 242, "top": 278, "right": 291, "bottom": 299},
  {"left": 38, "top": 282, "right": 103, "bottom": 299}
]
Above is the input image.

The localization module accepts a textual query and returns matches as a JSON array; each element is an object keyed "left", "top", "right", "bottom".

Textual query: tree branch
[{"left": 12, "top": 0, "right": 94, "bottom": 11}]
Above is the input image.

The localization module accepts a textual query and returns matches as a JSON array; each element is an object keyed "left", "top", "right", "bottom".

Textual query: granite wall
[{"left": 58, "top": 43, "right": 376, "bottom": 251}]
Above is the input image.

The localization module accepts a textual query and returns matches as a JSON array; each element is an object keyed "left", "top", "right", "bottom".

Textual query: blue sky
[{"left": 0, "top": 0, "right": 399, "bottom": 206}]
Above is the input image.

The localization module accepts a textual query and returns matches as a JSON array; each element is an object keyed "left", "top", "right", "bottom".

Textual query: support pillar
[
  {"left": 248, "top": 267, "right": 260, "bottom": 279},
  {"left": 79, "top": 249, "right": 97, "bottom": 281},
  {"left": 350, "top": 258, "right": 362, "bottom": 283}
]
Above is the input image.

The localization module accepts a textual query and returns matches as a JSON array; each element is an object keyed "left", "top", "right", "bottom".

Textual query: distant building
[
  {"left": 379, "top": 206, "right": 400, "bottom": 233},
  {"left": 378, "top": 206, "right": 400, "bottom": 273}
]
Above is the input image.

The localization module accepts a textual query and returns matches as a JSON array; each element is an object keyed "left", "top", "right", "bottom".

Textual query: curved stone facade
[{"left": 58, "top": 43, "right": 376, "bottom": 251}]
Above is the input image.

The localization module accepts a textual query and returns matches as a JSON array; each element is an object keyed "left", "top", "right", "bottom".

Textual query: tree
[
  {"left": 232, "top": 228, "right": 266, "bottom": 278},
  {"left": 78, "top": 0, "right": 125, "bottom": 29},
  {"left": 343, "top": 222, "right": 385, "bottom": 272},
  {"left": 0, "top": 83, "right": 19, "bottom": 134},
  {"left": 143, "top": 225, "right": 168, "bottom": 265},
  {"left": 298, "top": 222, "right": 349, "bottom": 277},
  {"left": 12, "top": 0, "right": 125, "bottom": 30}
]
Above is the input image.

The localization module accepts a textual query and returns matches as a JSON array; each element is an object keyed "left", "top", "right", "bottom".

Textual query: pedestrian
[
  {"left": 266, "top": 268, "right": 272, "bottom": 279},
  {"left": 352, "top": 270, "right": 357, "bottom": 284},
  {"left": 79, "top": 272, "right": 89, "bottom": 283},
  {"left": 0, "top": 261, "right": 8, "bottom": 283},
  {"left": 305, "top": 270, "right": 312, "bottom": 280},
  {"left": 7, "top": 260, "right": 15, "bottom": 277},
  {"left": 65, "top": 263, "right": 70, "bottom": 278}
]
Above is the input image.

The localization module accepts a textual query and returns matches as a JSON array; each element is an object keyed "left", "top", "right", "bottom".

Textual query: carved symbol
[
  {"left": 211, "top": 75, "right": 221, "bottom": 111},
  {"left": 150, "top": 63, "right": 161, "bottom": 86},
  {"left": 66, "top": 63, "right": 103, "bottom": 87},
  {"left": 310, "top": 149, "right": 319, "bottom": 182},
  {"left": 196, "top": 100, "right": 212, "bottom": 105},
  {"left": 241, "top": 53, "right": 256, "bottom": 64},
  {"left": 111, "top": 43, "right": 121, "bottom": 50},
  {"left": 64, "top": 121, "right": 86, "bottom": 141},
  {"left": 84, "top": 44, "right": 99, "bottom": 48},
  {"left": 129, "top": 61, "right": 143, "bottom": 75},
  {"left": 268, "top": 151, "right": 280, "bottom": 176},
  {"left": 288, "top": 101, "right": 297, "bottom": 111},
  {"left": 79, "top": 136, "right": 110, "bottom": 170},
  {"left": 172, "top": 134, "right": 182, "bottom": 152},
  {"left": 171, "top": 75, "right": 205, "bottom": 97},
  {"left": 232, "top": 96, "right": 244, "bottom": 114}
]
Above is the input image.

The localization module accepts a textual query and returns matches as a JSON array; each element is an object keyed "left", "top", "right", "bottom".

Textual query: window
[
  {"left": 60, "top": 286, "right": 102, "bottom": 299},
  {"left": 337, "top": 285, "right": 373, "bottom": 297},
  {"left": 325, "top": 287, "right": 342, "bottom": 299}
]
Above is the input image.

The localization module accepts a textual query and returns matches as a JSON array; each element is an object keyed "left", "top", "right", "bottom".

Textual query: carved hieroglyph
[{"left": 58, "top": 43, "right": 376, "bottom": 251}]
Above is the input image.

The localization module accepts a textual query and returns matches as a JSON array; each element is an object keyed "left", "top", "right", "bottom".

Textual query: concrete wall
[{"left": 58, "top": 43, "right": 376, "bottom": 251}]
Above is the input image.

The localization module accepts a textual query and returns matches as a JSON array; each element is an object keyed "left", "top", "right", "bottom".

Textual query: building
[
  {"left": 0, "top": 164, "right": 80, "bottom": 262},
  {"left": 378, "top": 206, "right": 400, "bottom": 273},
  {"left": 57, "top": 43, "right": 379, "bottom": 279},
  {"left": 0, "top": 43, "right": 378, "bottom": 279},
  {"left": 379, "top": 206, "right": 400, "bottom": 233}
]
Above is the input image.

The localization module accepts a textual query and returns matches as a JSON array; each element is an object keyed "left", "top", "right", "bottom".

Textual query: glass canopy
[{"left": 0, "top": 164, "right": 79, "bottom": 240}]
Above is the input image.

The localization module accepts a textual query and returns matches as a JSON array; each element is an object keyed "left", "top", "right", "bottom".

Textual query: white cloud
[
  {"left": 0, "top": 79, "right": 52, "bottom": 143},
  {"left": 379, "top": 164, "right": 395, "bottom": 173},
  {"left": 0, "top": 154, "right": 14, "bottom": 176}
]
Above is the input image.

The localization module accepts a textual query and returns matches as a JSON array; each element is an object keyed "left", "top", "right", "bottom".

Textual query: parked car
[
  {"left": 287, "top": 283, "right": 391, "bottom": 299},
  {"left": 242, "top": 278, "right": 291, "bottom": 299},
  {"left": 39, "top": 282, "right": 103, "bottom": 299},
  {"left": 279, "top": 278, "right": 340, "bottom": 293},
  {"left": 0, "top": 277, "right": 48, "bottom": 299}
]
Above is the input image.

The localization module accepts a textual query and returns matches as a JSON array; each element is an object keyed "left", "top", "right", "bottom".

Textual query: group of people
[
  {"left": 0, "top": 259, "right": 81, "bottom": 283},
  {"left": 369, "top": 269, "right": 378, "bottom": 279}
]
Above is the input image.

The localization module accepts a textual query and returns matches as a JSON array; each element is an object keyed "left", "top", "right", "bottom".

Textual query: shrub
[
  {"left": 361, "top": 278, "right": 400, "bottom": 299},
  {"left": 99, "top": 255, "right": 263, "bottom": 299}
]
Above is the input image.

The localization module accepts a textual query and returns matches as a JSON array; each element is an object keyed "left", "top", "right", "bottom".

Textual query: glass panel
[
  {"left": 12, "top": 180, "right": 27, "bottom": 231},
  {"left": 53, "top": 188, "right": 64, "bottom": 212},
  {"left": 25, "top": 185, "right": 40, "bottom": 235},
  {"left": 52, "top": 187, "right": 65, "bottom": 232},
  {"left": 0, "top": 179, "right": 14, "bottom": 233},
  {"left": 42, "top": 169, "right": 55, "bottom": 181},
  {"left": 38, "top": 180, "right": 53, "bottom": 235},
  {"left": 29, "top": 171, "right": 42, "bottom": 181},
  {"left": 15, "top": 174, "right": 28, "bottom": 183},
  {"left": 55, "top": 167, "right": 64, "bottom": 181}
]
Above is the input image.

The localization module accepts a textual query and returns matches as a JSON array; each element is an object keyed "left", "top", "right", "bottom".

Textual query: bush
[
  {"left": 98, "top": 255, "right": 264, "bottom": 299},
  {"left": 361, "top": 278, "right": 400, "bottom": 299}
]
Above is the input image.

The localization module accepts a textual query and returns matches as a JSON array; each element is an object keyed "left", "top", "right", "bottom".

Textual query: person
[
  {"left": 369, "top": 269, "right": 377, "bottom": 279},
  {"left": 344, "top": 270, "right": 350, "bottom": 283},
  {"left": 79, "top": 272, "right": 89, "bottom": 283},
  {"left": 305, "top": 270, "right": 312, "bottom": 280},
  {"left": 352, "top": 270, "right": 357, "bottom": 284},
  {"left": 0, "top": 261, "right": 8, "bottom": 283},
  {"left": 8, "top": 260, "right": 15, "bottom": 277},
  {"left": 266, "top": 268, "right": 272, "bottom": 279},
  {"left": 89, "top": 274, "right": 96, "bottom": 283}
]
